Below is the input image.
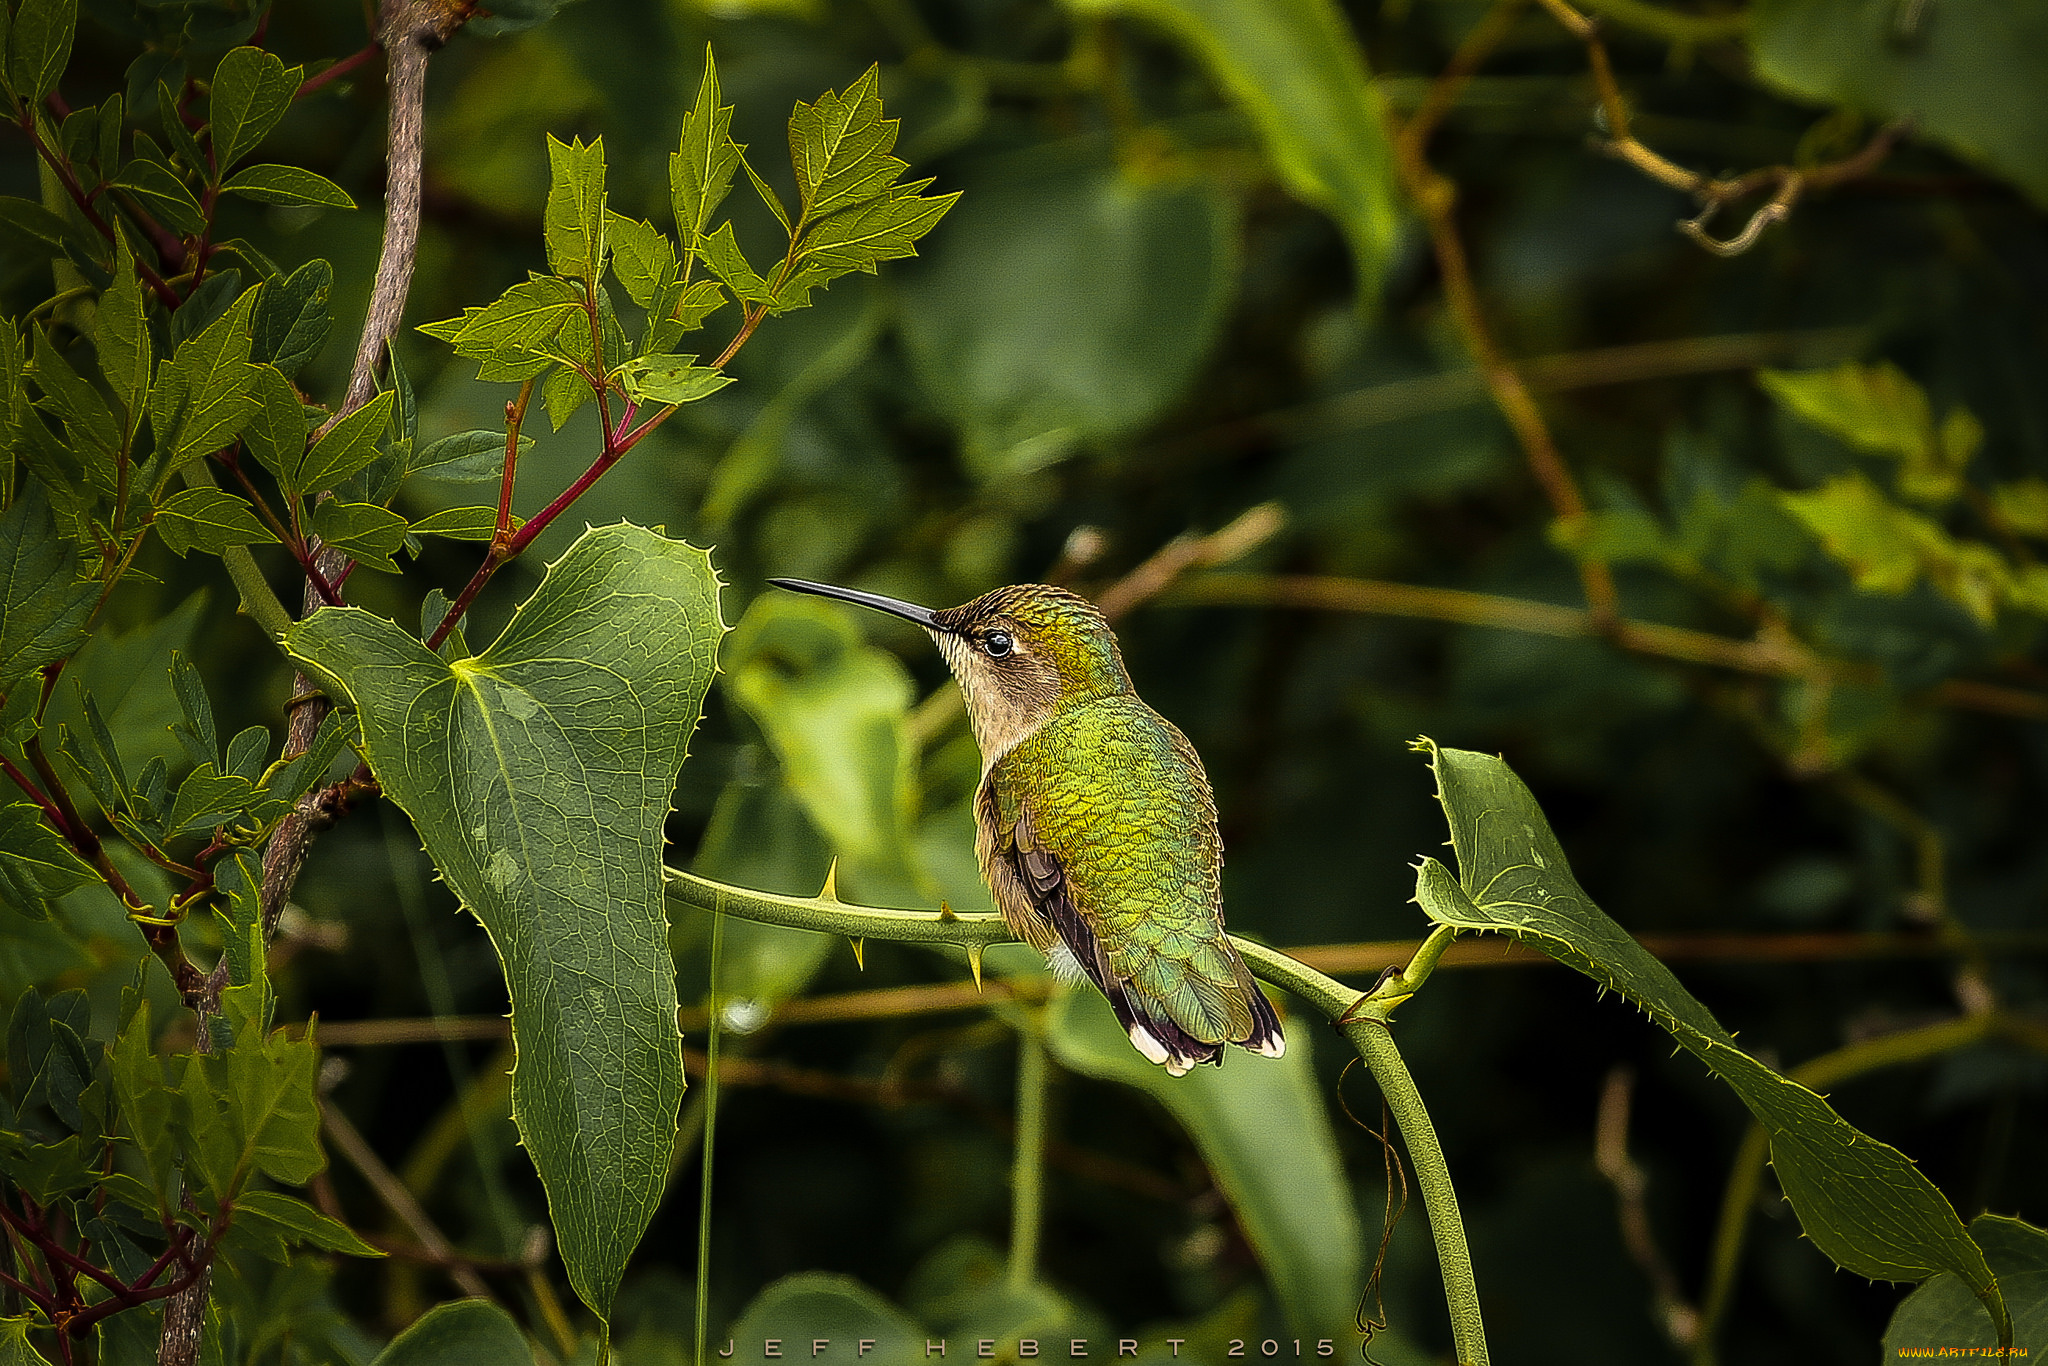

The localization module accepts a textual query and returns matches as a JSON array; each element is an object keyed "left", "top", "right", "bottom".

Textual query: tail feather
[{"left": 1044, "top": 890, "right": 1281, "bottom": 1072}]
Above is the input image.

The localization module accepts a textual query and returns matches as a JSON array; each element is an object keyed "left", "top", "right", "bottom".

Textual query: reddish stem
[
  {"left": 296, "top": 42, "right": 384, "bottom": 101},
  {"left": 17, "top": 115, "right": 181, "bottom": 307}
]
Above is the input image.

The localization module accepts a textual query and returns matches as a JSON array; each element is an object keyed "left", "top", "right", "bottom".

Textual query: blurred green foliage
[{"left": 3, "top": 0, "right": 2048, "bottom": 1362}]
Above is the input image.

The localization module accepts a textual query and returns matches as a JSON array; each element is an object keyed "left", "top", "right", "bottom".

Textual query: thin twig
[
  {"left": 1168, "top": 571, "right": 2048, "bottom": 722},
  {"left": 1390, "top": 0, "right": 1619, "bottom": 623},
  {"left": 1536, "top": 0, "right": 1908, "bottom": 255},
  {"left": 320, "top": 1102, "right": 493, "bottom": 1300},
  {"left": 1594, "top": 1067, "right": 1701, "bottom": 1347}
]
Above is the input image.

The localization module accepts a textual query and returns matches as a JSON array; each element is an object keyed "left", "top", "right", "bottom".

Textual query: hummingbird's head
[{"left": 767, "top": 580, "right": 1132, "bottom": 762}]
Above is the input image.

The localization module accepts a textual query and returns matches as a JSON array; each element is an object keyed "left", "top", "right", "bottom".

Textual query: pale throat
[{"left": 932, "top": 630, "right": 1052, "bottom": 773}]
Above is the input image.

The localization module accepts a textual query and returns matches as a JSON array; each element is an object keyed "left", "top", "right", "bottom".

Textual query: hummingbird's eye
[{"left": 983, "top": 631, "right": 1014, "bottom": 659}]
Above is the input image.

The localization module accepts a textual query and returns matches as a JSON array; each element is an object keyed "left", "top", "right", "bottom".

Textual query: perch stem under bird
[{"left": 769, "top": 577, "right": 1285, "bottom": 1075}]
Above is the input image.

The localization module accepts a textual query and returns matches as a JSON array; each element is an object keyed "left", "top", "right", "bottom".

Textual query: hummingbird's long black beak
[{"left": 768, "top": 578, "right": 942, "bottom": 630}]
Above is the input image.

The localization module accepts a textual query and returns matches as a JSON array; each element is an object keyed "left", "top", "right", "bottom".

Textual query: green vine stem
[
  {"left": 1009, "top": 1021, "right": 1049, "bottom": 1289},
  {"left": 663, "top": 869, "right": 1491, "bottom": 1364}
]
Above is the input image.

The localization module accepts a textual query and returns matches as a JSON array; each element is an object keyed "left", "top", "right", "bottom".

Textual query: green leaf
[
  {"left": 614, "top": 354, "right": 733, "bottom": 407},
  {"left": 0, "top": 483, "right": 95, "bottom": 690},
  {"left": 421, "top": 274, "right": 585, "bottom": 383},
  {"left": 606, "top": 212, "right": 677, "bottom": 310},
  {"left": 0, "top": 197, "right": 68, "bottom": 246},
  {"left": 898, "top": 165, "right": 1236, "bottom": 480},
  {"left": 1750, "top": 0, "right": 2048, "bottom": 208},
  {"left": 251, "top": 259, "right": 333, "bottom": 378},
  {"left": 286, "top": 523, "right": 724, "bottom": 1321},
  {"left": 111, "top": 136, "right": 206, "bottom": 236},
  {"left": 670, "top": 46, "right": 742, "bottom": 261},
  {"left": 408, "top": 506, "right": 506, "bottom": 541},
  {"left": 1760, "top": 362, "right": 1976, "bottom": 502},
  {"left": 291, "top": 390, "right": 394, "bottom": 497},
  {"left": 1884, "top": 1215, "right": 2048, "bottom": 1356},
  {"left": 543, "top": 134, "right": 606, "bottom": 286},
  {"left": 411, "top": 429, "right": 511, "bottom": 483},
  {"left": 220, "top": 164, "right": 355, "bottom": 209},
  {"left": 223, "top": 724, "right": 267, "bottom": 782},
  {"left": 699, "top": 221, "right": 774, "bottom": 304},
  {"left": 788, "top": 66, "right": 904, "bottom": 223},
  {"left": 1779, "top": 471, "right": 2011, "bottom": 623},
  {"left": 729, "top": 1274, "right": 926, "bottom": 1363},
  {"left": 208, "top": 47, "right": 299, "bottom": 173},
  {"left": 168, "top": 651, "right": 216, "bottom": 767},
  {"left": 789, "top": 177, "right": 959, "bottom": 286},
  {"left": 30, "top": 326, "right": 120, "bottom": 467},
  {"left": 0, "top": 1317, "right": 52, "bottom": 1366},
  {"left": 1045, "top": 987, "right": 1361, "bottom": 1340},
  {"left": 1409, "top": 740, "right": 2007, "bottom": 1330},
  {"left": 238, "top": 362, "right": 308, "bottom": 484},
  {"left": 723, "top": 593, "right": 927, "bottom": 902},
  {"left": 7, "top": 0, "right": 77, "bottom": 105},
  {"left": 218, "top": 983, "right": 321, "bottom": 1187},
  {"left": 309, "top": 501, "right": 409, "bottom": 572},
  {"left": 146, "top": 287, "right": 261, "bottom": 490},
  {"left": 0, "top": 806, "right": 95, "bottom": 921},
  {"left": 96, "top": 234, "right": 152, "bottom": 417},
  {"left": 107, "top": 997, "right": 176, "bottom": 1201},
  {"left": 163, "top": 763, "right": 261, "bottom": 835},
  {"left": 1994, "top": 478, "right": 2048, "bottom": 537},
  {"left": 153, "top": 486, "right": 279, "bottom": 557},
  {"left": 1059, "top": 0, "right": 1401, "bottom": 298},
  {"left": 369, "top": 1300, "right": 534, "bottom": 1366},
  {"left": 231, "top": 1189, "right": 383, "bottom": 1257}
]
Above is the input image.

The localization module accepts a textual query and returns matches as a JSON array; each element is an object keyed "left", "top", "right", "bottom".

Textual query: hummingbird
[{"left": 769, "top": 578, "right": 1284, "bottom": 1075}]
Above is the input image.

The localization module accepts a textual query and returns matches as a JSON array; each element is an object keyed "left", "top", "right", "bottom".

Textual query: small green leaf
[
  {"left": 163, "top": 763, "right": 261, "bottom": 835},
  {"left": 543, "top": 134, "right": 607, "bottom": 286},
  {"left": 1760, "top": 362, "right": 1974, "bottom": 502},
  {"left": 411, "top": 429, "right": 512, "bottom": 483},
  {"left": 111, "top": 137, "right": 206, "bottom": 236},
  {"left": 0, "top": 806, "right": 95, "bottom": 920},
  {"left": 251, "top": 259, "right": 333, "bottom": 378},
  {"left": 30, "top": 326, "right": 120, "bottom": 466},
  {"left": 699, "top": 221, "right": 774, "bottom": 304},
  {"left": 0, "top": 483, "right": 95, "bottom": 691},
  {"left": 1994, "top": 479, "right": 2048, "bottom": 537},
  {"left": 8, "top": 0, "right": 78, "bottom": 106},
  {"left": 153, "top": 486, "right": 278, "bottom": 558},
  {"left": 218, "top": 981, "right": 324, "bottom": 1185},
  {"left": 220, "top": 164, "right": 355, "bottom": 209},
  {"left": 0, "top": 197, "right": 69, "bottom": 246},
  {"left": 168, "top": 650, "right": 217, "bottom": 768},
  {"left": 292, "top": 390, "right": 395, "bottom": 497},
  {"left": 670, "top": 46, "right": 742, "bottom": 265},
  {"left": 788, "top": 66, "right": 902, "bottom": 223},
  {"left": 309, "top": 500, "right": 409, "bottom": 571},
  {"left": 287, "top": 524, "right": 723, "bottom": 1322},
  {"left": 208, "top": 46, "right": 299, "bottom": 173},
  {"left": 409, "top": 506, "right": 507, "bottom": 542},
  {"left": 606, "top": 212, "right": 677, "bottom": 310},
  {"left": 146, "top": 288, "right": 261, "bottom": 489},
  {"left": 96, "top": 233, "right": 152, "bottom": 418},
  {"left": 614, "top": 354, "right": 733, "bottom": 407},
  {"left": 1780, "top": 471, "right": 2012, "bottom": 624},
  {"left": 238, "top": 362, "right": 308, "bottom": 484},
  {"left": 369, "top": 1300, "right": 534, "bottom": 1366},
  {"left": 1059, "top": 0, "right": 1401, "bottom": 298},
  {"left": 107, "top": 998, "right": 176, "bottom": 1201},
  {"left": 231, "top": 1189, "right": 383, "bottom": 1257},
  {"left": 1410, "top": 740, "right": 2008, "bottom": 1336},
  {"left": 223, "top": 724, "right": 268, "bottom": 782},
  {"left": 421, "top": 274, "right": 585, "bottom": 382}
]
